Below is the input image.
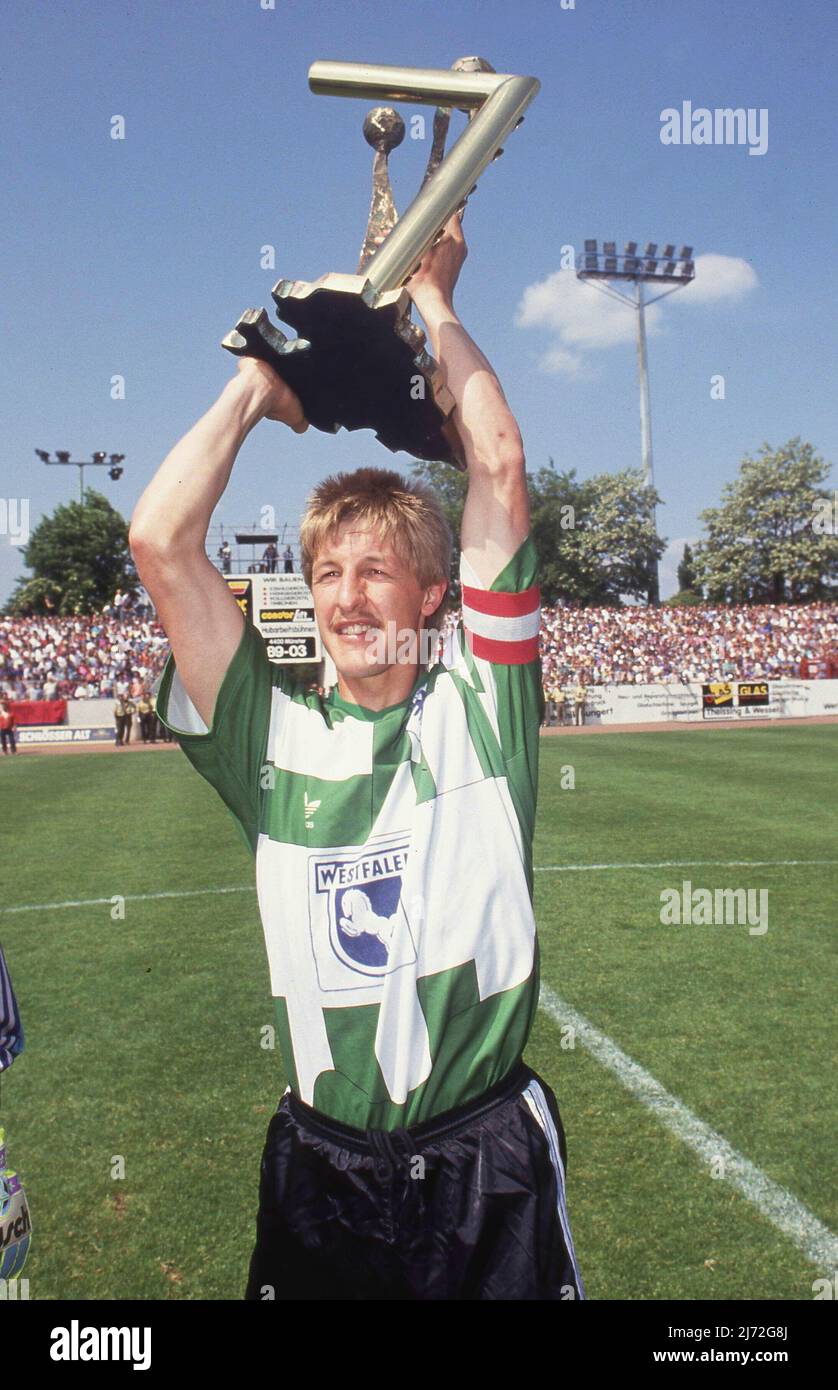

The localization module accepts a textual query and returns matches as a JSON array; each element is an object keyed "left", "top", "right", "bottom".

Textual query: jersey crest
[{"left": 310, "top": 836, "right": 418, "bottom": 989}]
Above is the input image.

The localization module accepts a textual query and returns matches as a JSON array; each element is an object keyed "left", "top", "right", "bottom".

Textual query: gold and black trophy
[{"left": 222, "top": 58, "right": 540, "bottom": 469}]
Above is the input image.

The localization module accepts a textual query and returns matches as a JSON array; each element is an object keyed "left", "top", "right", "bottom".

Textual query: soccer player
[{"left": 130, "top": 213, "right": 585, "bottom": 1301}]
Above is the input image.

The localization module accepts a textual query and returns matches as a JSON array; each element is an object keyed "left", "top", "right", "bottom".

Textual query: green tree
[
  {"left": 693, "top": 439, "right": 838, "bottom": 602},
  {"left": 529, "top": 461, "right": 665, "bottom": 605},
  {"left": 577, "top": 467, "right": 666, "bottom": 605},
  {"left": 4, "top": 488, "right": 137, "bottom": 616},
  {"left": 667, "top": 541, "right": 703, "bottom": 605},
  {"left": 677, "top": 543, "right": 699, "bottom": 594},
  {"left": 665, "top": 588, "right": 704, "bottom": 607},
  {"left": 410, "top": 458, "right": 468, "bottom": 604},
  {"left": 414, "top": 457, "right": 665, "bottom": 607},
  {"left": 528, "top": 461, "right": 597, "bottom": 604}
]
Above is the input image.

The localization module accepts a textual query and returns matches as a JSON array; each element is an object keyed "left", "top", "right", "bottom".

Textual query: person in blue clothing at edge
[{"left": 0, "top": 941, "right": 29, "bottom": 1283}]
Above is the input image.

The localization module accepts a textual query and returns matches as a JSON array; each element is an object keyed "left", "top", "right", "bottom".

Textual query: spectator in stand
[
  {"left": 542, "top": 677, "right": 554, "bottom": 728},
  {"left": 552, "top": 683, "right": 566, "bottom": 727},
  {"left": 137, "top": 689, "right": 154, "bottom": 743},
  {"left": 542, "top": 678, "right": 563, "bottom": 728},
  {"left": 283, "top": 544, "right": 294, "bottom": 574},
  {"left": 0, "top": 700, "right": 17, "bottom": 755},
  {"left": 113, "top": 693, "right": 135, "bottom": 746},
  {"left": 135, "top": 589, "right": 154, "bottom": 620},
  {"left": 218, "top": 540, "right": 232, "bottom": 574},
  {"left": 262, "top": 541, "right": 278, "bottom": 574},
  {"left": 573, "top": 678, "right": 587, "bottom": 726}
]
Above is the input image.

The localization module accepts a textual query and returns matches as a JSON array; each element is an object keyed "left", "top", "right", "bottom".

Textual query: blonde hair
[{"left": 300, "top": 467, "right": 452, "bottom": 623}]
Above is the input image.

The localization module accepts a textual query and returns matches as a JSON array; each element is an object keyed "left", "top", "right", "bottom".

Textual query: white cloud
[
  {"left": 516, "top": 254, "right": 757, "bottom": 376},
  {"left": 516, "top": 268, "right": 663, "bottom": 352},
  {"left": 678, "top": 252, "right": 758, "bottom": 304},
  {"left": 538, "top": 345, "right": 586, "bottom": 377}
]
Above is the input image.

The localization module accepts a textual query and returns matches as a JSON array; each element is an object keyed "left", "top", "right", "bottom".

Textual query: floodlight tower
[
  {"left": 35, "top": 449, "right": 126, "bottom": 503},
  {"left": 577, "top": 241, "right": 695, "bottom": 604}
]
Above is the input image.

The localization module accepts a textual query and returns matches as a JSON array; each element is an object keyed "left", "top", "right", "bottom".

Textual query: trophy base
[{"left": 221, "top": 274, "right": 466, "bottom": 469}]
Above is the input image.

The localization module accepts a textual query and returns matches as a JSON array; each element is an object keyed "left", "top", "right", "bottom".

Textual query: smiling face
[{"left": 311, "top": 519, "right": 446, "bottom": 691}]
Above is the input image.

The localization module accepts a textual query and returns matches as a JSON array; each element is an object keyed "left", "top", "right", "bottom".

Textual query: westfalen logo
[{"left": 310, "top": 838, "right": 418, "bottom": 988}]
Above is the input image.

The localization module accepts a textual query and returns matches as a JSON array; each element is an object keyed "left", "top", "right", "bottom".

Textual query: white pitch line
[
  {"left": 0, "top": 885, "right": 255, "bottom": 915},
  {"left": 539, "top": 984, "right": 838, "bottom": 1272},
  {"left": 2, "top": 860, "right": 835, "bottom": 915},
  {"left": 2, "top": 878, "right": 834, "bottom": 1269},
  {"left": 535, "top": 859, "right": 838, "bottom": 872}
]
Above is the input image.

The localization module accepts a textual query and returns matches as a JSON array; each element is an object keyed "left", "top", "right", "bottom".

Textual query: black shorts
[{"left": 244, "top": 1060, "right": 586, "bottom": 1301}]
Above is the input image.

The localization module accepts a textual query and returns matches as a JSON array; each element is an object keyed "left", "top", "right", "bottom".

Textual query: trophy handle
[
  {"left": 355, "top": 57, "right": 500, "bottom": 277},
  {"left": 309, "top": 59, "right": 540, "bottom": 306}
]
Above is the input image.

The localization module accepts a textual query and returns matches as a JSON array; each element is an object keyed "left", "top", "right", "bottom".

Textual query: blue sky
[{"left": 2, "top": 0, "right": 835, "bottom": 602}]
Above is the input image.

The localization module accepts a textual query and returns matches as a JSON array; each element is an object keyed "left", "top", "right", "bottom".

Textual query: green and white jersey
[{"left": 155, "top": 535, "right": 544, "bottom": 1130}]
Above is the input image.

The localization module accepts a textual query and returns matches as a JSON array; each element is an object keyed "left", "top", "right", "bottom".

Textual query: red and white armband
[{"left": 461, "top": 580, "right": 541, "bottom": 665}]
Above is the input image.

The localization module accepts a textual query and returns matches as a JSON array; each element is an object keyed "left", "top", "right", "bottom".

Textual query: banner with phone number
[{"left": 225, "top": 573, "right": 320, "bottom": 665}]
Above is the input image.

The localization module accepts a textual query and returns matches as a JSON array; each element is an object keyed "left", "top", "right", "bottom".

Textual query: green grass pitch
[{"left": 0, "top": 726, "right": 835, "bottom": 1300}]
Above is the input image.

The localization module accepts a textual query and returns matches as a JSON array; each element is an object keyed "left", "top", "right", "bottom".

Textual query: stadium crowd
[
  {"left": 440, "top": 601, "right": 838, "bottom": 686},
  {"left": 0, "top": 599, "right": 836, "bottom": 710},
  {"left": 0, "top": 597, "right": 169, "bottom": 701}
]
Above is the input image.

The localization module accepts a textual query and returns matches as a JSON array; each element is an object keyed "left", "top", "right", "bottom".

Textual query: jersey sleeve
[
  {"left": 0, "top": 944, "right": 24, "bottom": 1072},
  {"left": 452, "top": 534, "right": 544, "bottom": 838},
  {"left": 153, "top": 617, "right": 276, "bottom": 856}
]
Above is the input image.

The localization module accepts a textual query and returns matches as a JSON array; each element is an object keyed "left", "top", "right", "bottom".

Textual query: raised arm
[
  {"left": 406, "top": 213, "right": 529, "bottom": 588},
  {"left": 128, "top": 359, "right": 308, "bottom": 727}
]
